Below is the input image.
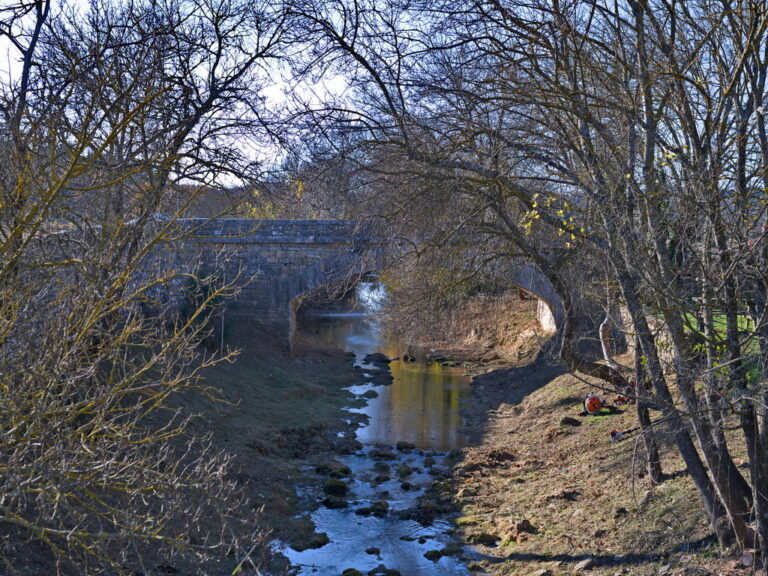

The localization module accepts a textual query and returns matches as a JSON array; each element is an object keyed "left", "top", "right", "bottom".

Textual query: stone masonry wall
[{"left": 149, "top": 219, "right": 380, "bottom": 341}]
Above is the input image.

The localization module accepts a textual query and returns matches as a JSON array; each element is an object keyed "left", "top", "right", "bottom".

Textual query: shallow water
[
  {"left": 275, "top": 282, "right": 475, "bottom": 576},
  {"left": 301, "top": 283, "right": 472, "bottom": 452},
  {"left": 280, "top": 447, "right": 472, "bottom": 576}
]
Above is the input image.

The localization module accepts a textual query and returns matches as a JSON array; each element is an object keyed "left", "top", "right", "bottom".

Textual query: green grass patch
[{"left": 586, "top": 410, "right": 614, "bottom": 424}]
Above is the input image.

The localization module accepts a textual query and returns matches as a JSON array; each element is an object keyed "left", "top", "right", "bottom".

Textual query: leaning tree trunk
[{"left": 545, "top": 270, "right": 629, "bottom": 388}]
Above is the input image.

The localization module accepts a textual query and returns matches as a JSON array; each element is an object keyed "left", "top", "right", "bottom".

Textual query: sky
[{"left": 0, "top": 0, "right": 351, "bottom": 178}]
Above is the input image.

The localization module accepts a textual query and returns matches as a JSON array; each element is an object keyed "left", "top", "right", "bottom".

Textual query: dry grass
[{"left": 454, "top": 353, "right": 752, "bottom": 576}]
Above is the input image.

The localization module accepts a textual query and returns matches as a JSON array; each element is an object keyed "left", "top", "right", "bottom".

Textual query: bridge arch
[
  {"left": 284, "top": 255, "right": 562, "bottom": 351},
  {"left": 502, "top": 261, "right": 563, "bottom": 334}
]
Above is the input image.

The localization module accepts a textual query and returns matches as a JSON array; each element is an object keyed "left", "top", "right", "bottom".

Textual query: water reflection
[
  {"left": 282, "top": 282, "right": 474, "bottom": 576},
  {"left": 299, "top": 282, "right": 471, "bottom": 451}
]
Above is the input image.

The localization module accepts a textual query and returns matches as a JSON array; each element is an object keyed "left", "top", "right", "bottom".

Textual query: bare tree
[
  {"left": 288, "top": 0, "right": 768, "bottom": 565},
  {"left": 0, "top": 0, "right": 286, "bottom": 572}
]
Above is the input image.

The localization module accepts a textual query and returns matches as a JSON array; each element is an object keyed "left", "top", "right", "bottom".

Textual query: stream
[{"left": 275, "top": 281, "right": 476, "bottom": 576}]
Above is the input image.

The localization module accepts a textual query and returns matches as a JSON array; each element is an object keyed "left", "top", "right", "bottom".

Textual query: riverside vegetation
[
  {"left": 387, "top": 289, "right": 755, "bottom": 576},
  {"left": 181, "top": 286, "right": 749, "bottom": 575},
  {"left": 4, "top": 0, "right": 768, "bottom": 573}
]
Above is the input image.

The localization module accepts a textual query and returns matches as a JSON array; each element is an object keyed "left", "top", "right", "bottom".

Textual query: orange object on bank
[{"left": 584, "top": 394, "right": 605, "bottom": 415}]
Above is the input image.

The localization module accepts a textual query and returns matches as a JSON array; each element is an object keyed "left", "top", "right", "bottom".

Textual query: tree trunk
[
  {"left": 544, "top": 269, "right": 629, "bottom": 388},
  {"left": 600, "top": 314, "right": 618, "bottom": 369},
  {"left": 634, "top": 351, "right": 662, "bottom": 484}
]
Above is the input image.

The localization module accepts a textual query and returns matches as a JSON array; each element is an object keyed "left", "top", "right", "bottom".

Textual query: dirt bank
[
  {"left": 171, "top": 323, "right": 363, "bottom": 573},
  {"left": 448, "top": 330, "right": 751, "bottom": 575},
  {"left": 394, "top": 291, "right": 542, "bottom": 372}
]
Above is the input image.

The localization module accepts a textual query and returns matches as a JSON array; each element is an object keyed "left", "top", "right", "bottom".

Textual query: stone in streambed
[
  {"left": 291, "top": 531, "right": 329, "bottom": 551},
  {"left": 323, "top": 496, "right": 349, "bottom": 509},
  {"left": 323, "top": 479, "right": 349, "bottom": 496},
  {"left": 362, "top": 389, "right": 379, "bottom": 399},
  {"left": 342, "top": 570, "right": 363, "bottom": 576},
  {"left": 370, "top": 501, "right": 389, "bottom": 516},
  {"left": 370, "top": 449, "right": 396, "bottom": 460},
  {"left": 316, "top": 460, "right": 352, "bottom": 478},
  {"left": 354, "top": 501, "right": 389, "bottom": 517},
  {"left": 396, "top": 441, "right": 415, "bottom": 451},
  {"left": 368, "top": 566, "right": 401, "bottom": 576},
  {"left": 424, "top": 550, "right": 443, "bottom": 562},
  {"left": 336, "top": 438, "right": 363, "bottom": 455},
  {"left": 441, "top": 543, "right": 464, "bottom": 557},
  {"left": 428, "top": 465, "right": 451, "bottom": 478},
  {"left": 363, "top": 353, "right": 391, "bottom": 365},
  {"left": 427, "top": 481, "right": 451, "bottom": 494}
]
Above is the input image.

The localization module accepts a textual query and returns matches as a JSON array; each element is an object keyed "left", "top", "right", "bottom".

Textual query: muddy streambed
[{"left": 273, "top": 283, "right": 477, "bottom": 575}]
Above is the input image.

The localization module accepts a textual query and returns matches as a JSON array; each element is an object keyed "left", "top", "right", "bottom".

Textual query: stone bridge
[
  {"left": 160, "top": 219, "right": 382, "bottom": 346},
  {"left": 30, "top": 218, "right": 563, "bottom": 349},
  {"left": 151, "top": 218, "right": 563, "bottom": 348}
]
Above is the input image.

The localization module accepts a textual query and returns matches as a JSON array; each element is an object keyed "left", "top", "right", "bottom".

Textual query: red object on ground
[{"left": 584, "top": 394, "right": 604, "bottom": 415}]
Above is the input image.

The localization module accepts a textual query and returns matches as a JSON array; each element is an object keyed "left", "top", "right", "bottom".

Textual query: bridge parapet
[{"left": 173, "top": 218, "right": 374, "bottom": 245}]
